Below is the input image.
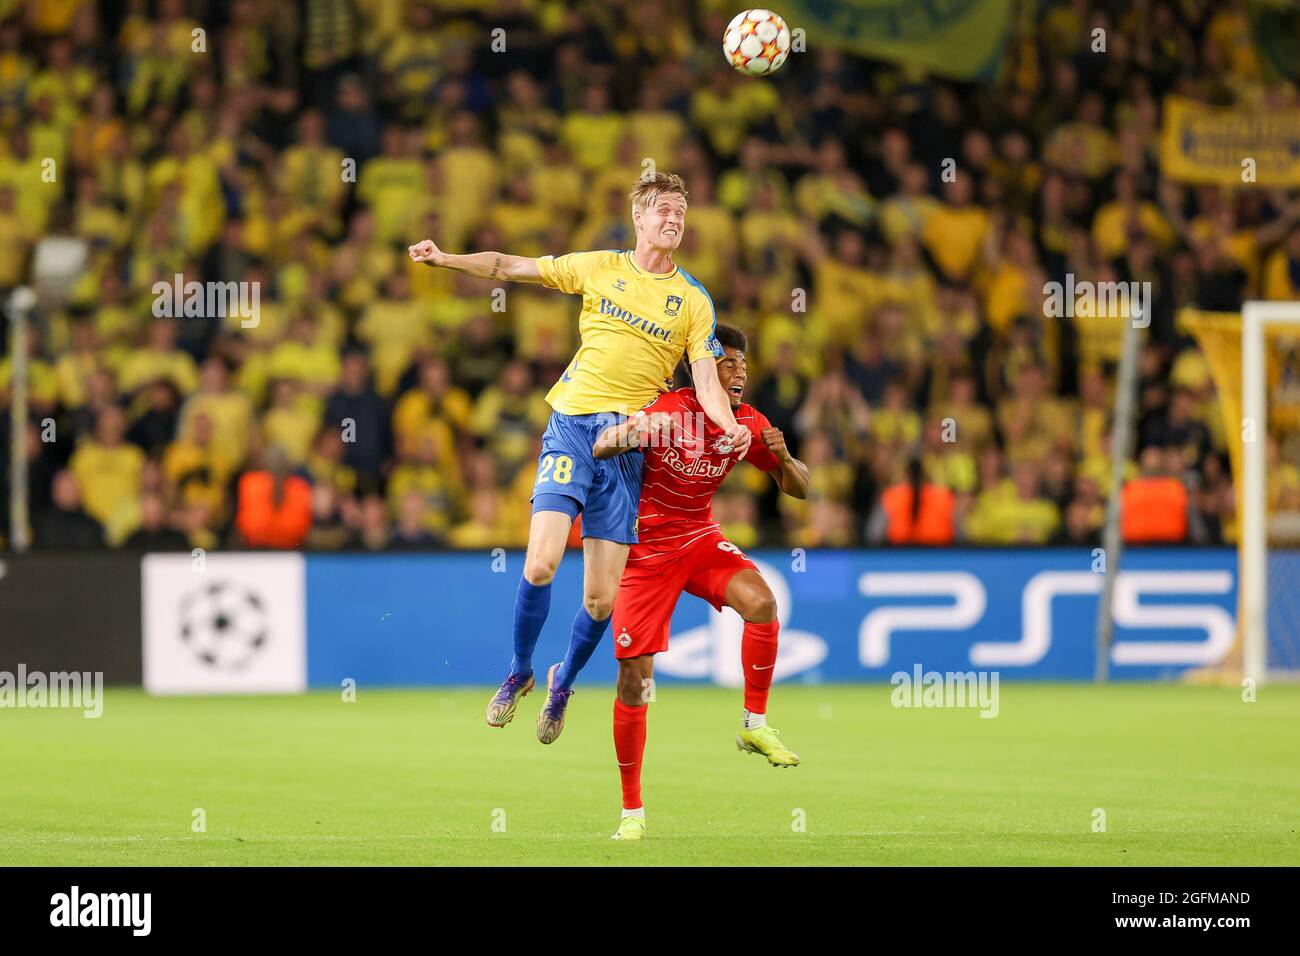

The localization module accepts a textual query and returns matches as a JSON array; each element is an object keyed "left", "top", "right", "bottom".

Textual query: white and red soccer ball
[{"left": 722, "top": 8, "right": 791, "bottom": 76}]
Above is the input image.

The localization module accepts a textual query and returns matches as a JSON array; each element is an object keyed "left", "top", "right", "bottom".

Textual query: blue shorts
[{"left": 531, "top": 411, "right": 644, "bottom": 544}]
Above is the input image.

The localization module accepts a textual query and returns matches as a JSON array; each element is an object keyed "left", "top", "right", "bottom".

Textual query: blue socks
[
  {"left": 509, "top": 577, "right": 552, "bottom": 678},
  {"left": 555, "top": 606, "right": 611, "bottom": 691},
  {"left": 510, "top": 576, "right": 610, "bottom": 690}
]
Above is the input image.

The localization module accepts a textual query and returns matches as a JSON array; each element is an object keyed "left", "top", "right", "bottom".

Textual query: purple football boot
[
  {"left": 485, "top": 671, "right": 535, "bottom": 728},
  {"left": 535, "top": 663, "right": 574, "bottom": 744}
]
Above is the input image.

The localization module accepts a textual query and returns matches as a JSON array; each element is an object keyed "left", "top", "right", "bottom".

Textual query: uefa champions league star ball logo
[{"left": 178, "top": 581, "right": 269, "bottom": 671}]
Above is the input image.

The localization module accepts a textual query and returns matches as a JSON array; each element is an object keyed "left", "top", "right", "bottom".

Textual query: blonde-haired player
[{"left": 409, "top": 172, "right": 751, "bottom": 744}]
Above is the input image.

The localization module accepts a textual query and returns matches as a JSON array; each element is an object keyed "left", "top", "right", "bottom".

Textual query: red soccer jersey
[{"left": 630, "top": 387, "right": 781, "bottom": 559}]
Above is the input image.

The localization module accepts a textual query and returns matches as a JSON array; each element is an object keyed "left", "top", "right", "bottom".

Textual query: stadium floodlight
[{"left": 1241, "top": 301, "right": 1300, "bottom": 685}]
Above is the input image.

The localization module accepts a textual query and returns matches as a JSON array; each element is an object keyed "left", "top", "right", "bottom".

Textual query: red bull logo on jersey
[
  {"left": 598, "top": 297, "right": 673, "bottom": 341},
  {"left": 660, "top": 445, "right": 729, "bottom": 479}
]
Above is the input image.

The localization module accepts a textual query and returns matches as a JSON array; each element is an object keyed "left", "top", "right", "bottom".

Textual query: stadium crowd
[{"left": 1, "top": 0, "right": 1298, "bottom": 552}]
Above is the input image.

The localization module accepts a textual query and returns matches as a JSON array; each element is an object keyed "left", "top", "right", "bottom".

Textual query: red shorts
[{"left": 611, "top": 530, "right": 757, "bottom": 659}]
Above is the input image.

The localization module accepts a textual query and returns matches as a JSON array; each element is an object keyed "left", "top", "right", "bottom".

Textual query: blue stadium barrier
[{"left": 303, "top": 548, "right": 1239, "bottom": 686}]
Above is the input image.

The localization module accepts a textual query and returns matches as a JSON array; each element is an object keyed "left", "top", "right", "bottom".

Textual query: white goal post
[{"left": 1241, "top": 301, "right": 1298, "bottom": 685}]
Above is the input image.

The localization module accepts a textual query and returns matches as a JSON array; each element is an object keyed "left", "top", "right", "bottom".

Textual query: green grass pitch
[{"left": 2, "top": 683, "right": 1297, "bottom": 865}]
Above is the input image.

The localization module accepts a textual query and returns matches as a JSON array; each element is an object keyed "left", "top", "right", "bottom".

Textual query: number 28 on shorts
[{"left": 537, "top": 454, "right": 574, "bottom": 485}]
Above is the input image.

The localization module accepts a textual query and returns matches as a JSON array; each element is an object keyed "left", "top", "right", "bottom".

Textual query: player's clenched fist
[
  {"left": 408, "top": 239, "right": 443, "bottom": 265},
  {"left": 761, "top": 426, "right": 792, "bottom": 462}
]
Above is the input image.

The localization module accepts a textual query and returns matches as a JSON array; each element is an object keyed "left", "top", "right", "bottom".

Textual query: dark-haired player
[{"left": 590, "top": 324, "right": 810, "bottom": 840}]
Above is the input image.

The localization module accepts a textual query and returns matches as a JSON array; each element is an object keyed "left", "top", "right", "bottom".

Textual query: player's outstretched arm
[
  {"left": 592, "top": 412, "right": 673, "bottom": 460},
  {"left": 407, "top": 238, "right": 543, "bottom": 283},
  {"left": 690, "top": 356, "right": 751, "bottom": 456},
  {"left": 761, "top": 426, "right": 810, "bottom": 500}
]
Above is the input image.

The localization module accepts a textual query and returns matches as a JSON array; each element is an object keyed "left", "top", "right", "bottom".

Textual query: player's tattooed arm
[
  {"left": 592, "top": 412, "right": 673, "bottom": 459},
  {"left": 407, "top": 239, "right": 543, "bottom": 283},
  {"left": 761, "top": 426, "right": 810, "bottom": 500}
]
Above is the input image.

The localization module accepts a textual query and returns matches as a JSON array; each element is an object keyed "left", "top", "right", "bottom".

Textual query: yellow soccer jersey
[{"left": 536, "top": 249, "right": 721, "bottom": 415}]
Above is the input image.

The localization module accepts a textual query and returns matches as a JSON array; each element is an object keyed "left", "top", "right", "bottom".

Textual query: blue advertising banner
[{"left": 304, "top": 549, "right": 1239, "bottom": 687}]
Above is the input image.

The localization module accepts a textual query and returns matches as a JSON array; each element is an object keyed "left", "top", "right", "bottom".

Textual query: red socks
[
  {"left": 613, "top": 621, "right": 777, "bottom": 811},
  {"left": 742, "top": 620, "right": 779, "bottom": 714},
  {"left": 612, "top": 699, "right": 647, "bottom": 810}
]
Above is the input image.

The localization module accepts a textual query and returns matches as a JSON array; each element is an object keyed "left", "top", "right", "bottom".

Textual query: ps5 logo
[
  {"left": 859, "top": 570, "right": 1235, "bottom": 668},
  {"left": 659, "top": 560, "right": 827, "bottom": 685}
]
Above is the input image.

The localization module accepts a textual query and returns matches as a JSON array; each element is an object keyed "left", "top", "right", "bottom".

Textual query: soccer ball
[
  {"left": 178, "top": 580, "right": 268, "bottom": 671},
  {"left": 722, "top": 9, "right": 791, "bottom": 76}
]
